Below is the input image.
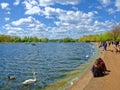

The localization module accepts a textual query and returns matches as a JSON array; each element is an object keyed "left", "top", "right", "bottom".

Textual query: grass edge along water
[{"left": 44, "top": 43, "right": 100, "bottom": 90}]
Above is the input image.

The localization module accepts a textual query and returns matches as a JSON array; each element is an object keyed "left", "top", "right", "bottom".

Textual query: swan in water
[
  {"left": 22, "top": 72, "right": 37, "bottom": 85},
  {"left": 85, "top": 55, "right": 89, "bottom": 58},
  {"left": 8, "top": 75, "right": 16, "bottom": 80}
]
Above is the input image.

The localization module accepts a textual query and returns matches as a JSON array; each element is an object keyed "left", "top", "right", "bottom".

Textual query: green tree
[
  {"left": 62, "top": 37, "right": 74, "bottom": 42},
  {"left": 22, "top": 36, "right": 33, "bottom": 42},
  {"left": 40, "top": 38, "right": 49, "bottom": 42},
  {"left": 98, "top": 32, "right": 113, "bottom": 41},
  {"left": 32, "top": 37, "right": 39, "bottom": 42},
  {"left": 11, "top": 36, "right": 21, "bottom": 42},
  {"left": 0, "top": 34, "right": 11, "bottom": 42}
]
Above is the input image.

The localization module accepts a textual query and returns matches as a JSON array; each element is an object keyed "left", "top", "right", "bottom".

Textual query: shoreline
[
  {"left": 67, "top": 42, "right": 101, "bottom": 90},
  {"left": 44, "top": 43, "right": 99, "bottom": 90},
  {"left": 68, "top": 43, "right": 120, "bottom": 90},
  {"left": 67, "top": 70, "right": 93, "bottom": 90}
]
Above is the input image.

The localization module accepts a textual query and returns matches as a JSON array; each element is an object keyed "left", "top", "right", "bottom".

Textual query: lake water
[{"left": 0, "top": 42, "right": 99, "bottom": 90}]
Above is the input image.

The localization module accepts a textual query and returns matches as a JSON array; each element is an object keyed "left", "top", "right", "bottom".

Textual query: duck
[
  {"left": 8, "top": 75, "right": 16, "bottom": 80},
  {"left": 22, "top": 72, "right": 37, "bottom": 85}
]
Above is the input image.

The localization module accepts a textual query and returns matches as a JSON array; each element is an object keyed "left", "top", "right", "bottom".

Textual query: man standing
[{"left": 103, "top": 41, "right": 107, "bottom": 51}]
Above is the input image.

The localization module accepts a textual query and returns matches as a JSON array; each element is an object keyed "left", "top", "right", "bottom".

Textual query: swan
[
  {"left": 22, "top": 72, "right": 37, "bottom": 85},
  {"left": 85, "top": 55, "right": 89, "bottom": 58},
  {"left": 8, "top": 75, "right": 16, "bottom": 80}
]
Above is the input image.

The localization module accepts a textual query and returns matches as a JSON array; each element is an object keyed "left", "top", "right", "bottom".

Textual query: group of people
[
  {"left": 99, "top": 41, "right": 107, "bottom": 51},
  {"left": 112, "top": 41, "right": 120, "bottom": 53},
  {"left": 99, "top": 41, "right": 120, "bottom": 53},
  {"left": 91, "top": 58, "right": 107, "bottom": 77}
]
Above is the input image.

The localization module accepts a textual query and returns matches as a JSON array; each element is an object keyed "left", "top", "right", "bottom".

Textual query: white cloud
[
  {"left": 39, "top": 0, "right": 80, "bottom": 6},
  {"left": 0, "top": 2, "right": 10, "bottom": 10},
  {"left": 43, "top": 7, "right": 65, "bottom": 18},
  {"left": 93, "top": 20, "right": 113, "bottom": 32},
  {"left": 5, "top": 16, "right": 47, "bottom": 37},
  {"left": 25, "top": 6, "right": 41, "bottom": 15},
  {"left": 6, "top": 11, "right": 11, "bottom": 14},
  {"left": 57, "top": 11, "right": 94, "bottom": 25},
  {"left": 7, "top": 30, "right": 27, "bottom": 37},
  {"left": 107, "top": 8, "right": 117, "bottom": 14},
  {"left": 23, "top": 0, "right": 39, "bottom": 9},
  {"left": 23, "top": 0, "right": 32, "bottom": 9},
  {"left": 3, "top": 24, "right": 24, "bottom": 37},
  {"left": 100, "top": 0, "right": 111, "bottom": 6},
  {"left": 5, "top": 17, "right": 10, "bottom": 21},
  {"left": 96, "top": 6, "right": 103, "bottom": 10},
  {"left": 0, "top": 2, "right": 11, "bottom": 14},
  {"left": 106, "top": 0, "right": 120, "bottom": 14},
  {"left": 39, "top": 0, "right": 54, "bottom": 6},
  {"left": 115, "top": 0, "right": 120, "bottom": 11},
  {"left": 13, "top": 0, "right": 20, "bottom": 5},
  {"left": 43, "top": 6, "right": 95, "bottom": 23},
  {"left": 3, "top": 16, "right": 114, "bottom": 39},
  {"left": 22, "top": 0, "right": 81, "bottom": 15},
  {"left": 1, "top": 0, "right": 115, "bottom": 39},
  {"left": 12, "top": 16, "right": 40, "bottom": 26},
  {"left": 42, "top": 7, "right": 114, "bottom": 37},
  {"left": 23, "top": 0, "right": 41, "bottom": 15},
  {"left": 3, "top": 24, "right": 23, "bottom": 31},
  {"left": 56, "top": 0, "right": 80, "bottom": 5}
]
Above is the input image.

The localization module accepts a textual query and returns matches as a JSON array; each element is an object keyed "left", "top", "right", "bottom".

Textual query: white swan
[
  {"left": 22, "top": 72, "right": 37, "bottom": 85},
  {"left": 85, "top": 55, "right": 89, "bottom": 58},
  {"left": 8, "top": 75, "right": 16, "bottom": 80}
]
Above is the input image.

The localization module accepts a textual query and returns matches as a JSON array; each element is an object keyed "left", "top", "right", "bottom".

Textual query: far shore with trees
[{"left": 0, "top": 24, "right": 120, "bottom": 43}]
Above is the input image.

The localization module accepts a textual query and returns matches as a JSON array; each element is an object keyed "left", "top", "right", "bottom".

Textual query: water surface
[{"left": 0, "top": 42, "right": 98, "bottom": 90}]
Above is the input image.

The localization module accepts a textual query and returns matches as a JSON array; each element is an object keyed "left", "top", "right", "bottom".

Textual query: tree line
[
  {"left": 0, "top": 35, "right": 49, "bottom": 43},
  {"left": 79, "top": 24, "right": 120, "bottom": 42},
  {"left": 0, "top": 35, "right": 77, "bottom": 43},
  {"left": 0, "top": 24, "right": 120, "bottom": 43}
]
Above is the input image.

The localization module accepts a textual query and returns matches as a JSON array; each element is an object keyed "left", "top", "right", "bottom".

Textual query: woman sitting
[
  {"left": 91, "top": 59, "right": 104, "bottom": 77},
  {"left": 97, "top": 58, "right": 107, "bottom": 73}
]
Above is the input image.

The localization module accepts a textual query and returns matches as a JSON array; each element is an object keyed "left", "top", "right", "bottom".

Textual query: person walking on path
[{"left": 103, "top": 41, "right": 107, "bottom": 51}]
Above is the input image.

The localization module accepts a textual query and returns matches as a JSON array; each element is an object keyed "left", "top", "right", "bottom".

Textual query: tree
[
  {"left": 40, "top": 38, "right": 49, "bottom": 42},
  {"left": 11, "top": 36, "right": 21, "bottom": 42},
  {"left": 22, "top": 36, "right": 33, "bottom": 42},
  {"left": 62, "top": 37, "right": 74, "bottom": 42},
  {"left": 32, "top": 37, "right": 39, "bottom": 42},
  {"left": 111, "top": 24, "right": 120, "bottom": 41},
  {"left": 0, "top": 34, "right": 11, "bottom": 42},
  {"left": 98, "top": 32, "right": 113, "bottom": 41}
]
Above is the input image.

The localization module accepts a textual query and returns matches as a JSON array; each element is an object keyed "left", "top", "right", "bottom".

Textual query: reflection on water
[{"left": 0, "top": 42, "right": 98, "bottom": 90}]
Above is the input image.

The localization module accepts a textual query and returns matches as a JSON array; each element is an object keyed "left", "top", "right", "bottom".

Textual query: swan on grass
[{"left": 22, "top": 72, "right": 37, "bottom": 85}]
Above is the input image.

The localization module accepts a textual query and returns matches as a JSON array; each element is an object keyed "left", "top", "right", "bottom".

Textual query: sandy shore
[{"left": 68, "top": 44, "right": 120, "bottom": 90}]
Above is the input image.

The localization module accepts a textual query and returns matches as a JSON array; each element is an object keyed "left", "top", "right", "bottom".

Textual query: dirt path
[{"left": 68, "top": 45, "right": 120, "bottom": 90}]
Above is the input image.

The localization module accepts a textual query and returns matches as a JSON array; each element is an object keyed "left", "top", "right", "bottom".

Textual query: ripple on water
[{"left": 0, "top": 42, "right": 99, "bottom": 90}]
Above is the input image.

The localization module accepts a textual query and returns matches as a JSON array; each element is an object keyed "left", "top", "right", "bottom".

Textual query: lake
[{"left": 0, "top": 42, "right": 99, "bottom": 90}]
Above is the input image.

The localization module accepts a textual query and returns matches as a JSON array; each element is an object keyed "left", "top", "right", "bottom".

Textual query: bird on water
[{"left": 22, "top": 72, "right": 37, "bottom": 85}]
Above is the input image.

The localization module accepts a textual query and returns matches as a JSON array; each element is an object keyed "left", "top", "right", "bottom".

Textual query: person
[
  {"left": 97, "top": 58, "right": 107, "bottom": 73},
  {"left": 98, "top": 41, "right": 103, "bottom": 48},
  {"left": 113, "top": 42, "right": 120, "bottom": 54},
  {"left": 118, "top": 42, "right": 120, "bottom": 53},
  {"left": 103, "top": 41, "right": 107, "bottom": 51},
  {"left": 91, "top": 59, "right": 104, "bottom": 77}
]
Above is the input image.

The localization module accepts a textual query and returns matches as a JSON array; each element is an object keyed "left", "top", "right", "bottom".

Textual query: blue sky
[{"left": 0, "top": 0, "right": 120, "bottom": 39}]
